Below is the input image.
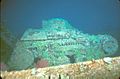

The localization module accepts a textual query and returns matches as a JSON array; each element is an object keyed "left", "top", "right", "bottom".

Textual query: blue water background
[{"left": 1, "top": 0, "right": 120, "bottom": 56}]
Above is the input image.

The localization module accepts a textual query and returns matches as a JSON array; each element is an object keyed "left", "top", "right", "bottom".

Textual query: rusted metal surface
[{"left": 1, "top": 56, "right": 120, "bottom": 79}]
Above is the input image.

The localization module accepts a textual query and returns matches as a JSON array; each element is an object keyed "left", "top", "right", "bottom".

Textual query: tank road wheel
[
  {"left": 8, "top": 42, "right": 34, "bottom": 70},
  {"left": 102, "top": 35, "right": 118, "bottom": 55}
]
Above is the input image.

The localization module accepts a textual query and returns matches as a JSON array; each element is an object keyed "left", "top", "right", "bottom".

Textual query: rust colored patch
[{"left": 35, "top": 59, "right": 48, "bottom": 68}]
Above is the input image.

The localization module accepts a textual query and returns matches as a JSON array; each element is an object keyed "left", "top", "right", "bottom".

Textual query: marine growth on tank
[{"left": 7, "top": 18, "right": 119, "bottom": 70}]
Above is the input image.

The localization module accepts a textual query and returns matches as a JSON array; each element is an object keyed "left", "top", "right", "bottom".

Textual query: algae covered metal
[{"left": 7, "top": 18, "right": 118, "bottom": 70}]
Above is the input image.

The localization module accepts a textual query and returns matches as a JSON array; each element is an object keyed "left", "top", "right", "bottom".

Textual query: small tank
[{"left": 7, "top": 18, "right": 118, "bottom": 70}]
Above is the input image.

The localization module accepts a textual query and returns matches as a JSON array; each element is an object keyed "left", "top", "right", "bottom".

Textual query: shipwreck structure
[
  {"left": 1, "top": 57, "right": 120, "bottom": 79},
  {"left": 7, "top": 18, "right": 118, "bottom": 70}
]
